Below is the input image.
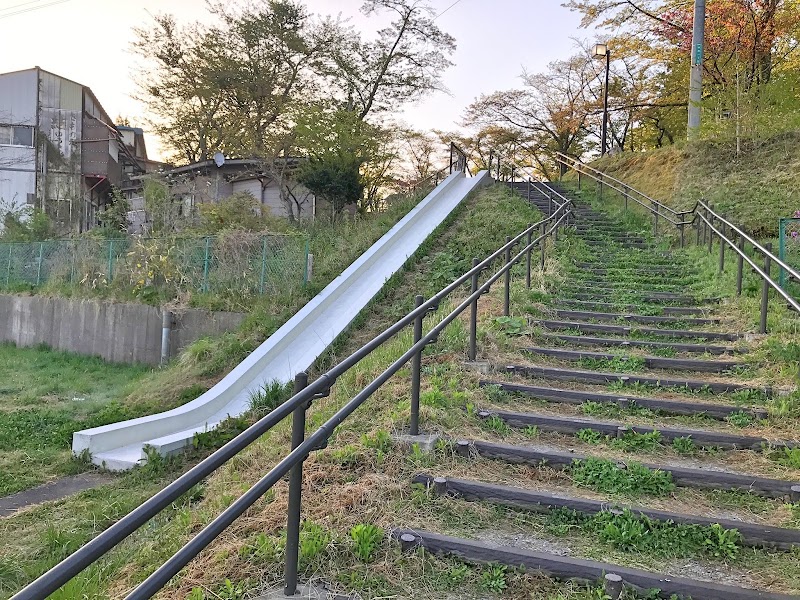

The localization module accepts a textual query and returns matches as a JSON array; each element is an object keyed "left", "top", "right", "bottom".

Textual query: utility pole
[{"left": 687, "top": 0, "right": 706, "bottom": 136}]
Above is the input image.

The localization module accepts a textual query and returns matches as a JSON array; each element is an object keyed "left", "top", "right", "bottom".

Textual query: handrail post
[
  {"left": 653, "top": 202, "right": 659, "bottom": 236},
  {"left": 284, "top": 372, "right": 310, "bottom": 597},
  {"left": 707, "top": 209, "right": 714, "bottom": 254},
  {"left": 760, "top": 243, "right": 772, "bottom": 334},
  {"left": 410, "top": 295, "right": 424, "bottom": 435},
  {"left": 525, "top": 224, "right": 532, "bottom": 289},
  {"left": 469, "top": 259, "right": 479, "bottom": 361},
  {"left": 680, "top": 222, "right": 685, "bottom": 248},
  {"left": 503, "top": 237, "right": 512, "bottom": 317},
  {"left": 695, "top": 215, "right": 701, "bottom": 245},
  {"left": 598, "top": 174, "right": 604, "bottom": 200},
  {"left": 540, "top": 223, "right": 546, "bottom": 271},
  {"left": 736, "top": 236, "right": 745, "bottom": 295},
  {"left": 577, "top": 169, "right": 582, "bottom": 191},
  {"left": 527, "top": 179, "right": 531, "bottom": 202},
  {"left": 718, "top": 215, "right": 726, "bottom": 272}
]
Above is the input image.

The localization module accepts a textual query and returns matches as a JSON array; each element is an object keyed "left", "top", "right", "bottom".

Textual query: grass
[{"left": 0, "top": 343, "right": 152, "bottom": 496}]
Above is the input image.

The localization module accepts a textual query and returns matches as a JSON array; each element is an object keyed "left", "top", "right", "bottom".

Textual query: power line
[
  {"left": 435, "top": 0, "right": 465, "bottom": 21},
  {"left": 0, "top": 0, "right": 71, "bottom": 19}
]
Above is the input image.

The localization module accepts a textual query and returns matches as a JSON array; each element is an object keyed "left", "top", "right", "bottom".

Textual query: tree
[{"left": 331, "top": 0, "right": 457, "bottom": 121}]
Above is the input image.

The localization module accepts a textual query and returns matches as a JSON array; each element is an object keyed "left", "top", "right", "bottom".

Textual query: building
[
  {"left": 0, "top": 67, "right": 150, "bottom": 232},
  {"left": 123, "top": 157, "right": 318, "bottom": 234}
]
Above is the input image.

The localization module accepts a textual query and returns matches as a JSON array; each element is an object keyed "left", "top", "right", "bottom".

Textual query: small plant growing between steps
[
  {"left": 299, "top": 521, "right": 331, "bottom": 562},
  {"left": 577, "top": 428, "right": 604, "bottom": 444},
  {"left": 482, "top": 414, "right": 512, "bottom": 435},
  {"left": 350, "top": 523, "right": 383, "bottom": 562},
  {"left": 479, "top": 563, "right": 508, "bottom": 593},
  {"left": 672, "top": 436, "right": 697, "bottom": 455},
  {"left": 726, "top": 410, "right": 755, "bottom": 428},
  {"left": 771, "top": 446, "right": 800, "bottom": 469},
  {"left": 571, "top": 457, "right": 675, "bottom": 497},
  {"left": 492, "top": 315, "right": 530, "bottom": 336},
  {"left": 610, "top": 430, "right": 663, "bottom": 452}
]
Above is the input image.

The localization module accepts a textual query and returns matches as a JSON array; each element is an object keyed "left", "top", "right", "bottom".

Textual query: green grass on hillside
[
  {"left": 582, "top": 131, "right": 800, "bottom": 237},
  {"left": 0, "top": 344, "right": 152, "bottom": 496}
]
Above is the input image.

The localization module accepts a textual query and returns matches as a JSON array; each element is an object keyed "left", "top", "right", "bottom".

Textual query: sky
[{"left": 0, "top": 0, "right": 587, "bottom": 161}]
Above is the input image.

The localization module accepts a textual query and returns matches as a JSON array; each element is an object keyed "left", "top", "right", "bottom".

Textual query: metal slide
[{"left": 73, "top": 171, "right": 491, "bottom": 470}]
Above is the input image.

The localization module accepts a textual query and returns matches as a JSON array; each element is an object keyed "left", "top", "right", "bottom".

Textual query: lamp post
[{"left": 593, "top": 43, "right": 611, "bottom": 156}]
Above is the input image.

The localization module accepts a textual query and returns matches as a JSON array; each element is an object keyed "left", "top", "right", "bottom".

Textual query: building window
[{"left": 0, "top": 125, "right": 34, "bottom": 147}]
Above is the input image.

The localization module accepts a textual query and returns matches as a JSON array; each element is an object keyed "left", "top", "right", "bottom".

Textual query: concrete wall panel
[{"left": 0, "top": 295, "right": 245, "bottom": 365}]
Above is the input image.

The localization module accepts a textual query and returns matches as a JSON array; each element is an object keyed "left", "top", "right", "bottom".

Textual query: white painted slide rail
[{"left": 73, "top": 170, "right": 492, "bottom": 470}]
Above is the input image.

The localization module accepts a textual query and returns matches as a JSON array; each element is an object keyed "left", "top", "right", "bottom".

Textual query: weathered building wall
[{"left": 0, "top": 294, "right": 245, "bottom": 365}]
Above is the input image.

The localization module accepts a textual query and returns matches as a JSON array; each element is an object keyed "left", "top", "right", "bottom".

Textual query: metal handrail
[
  {"left": 12, "top": 180, "right": 573, "bottom": 600},
  {"left": 554, "top": 152, "right": 800, "bottom": 329},
  {"left": 556, "top": 152, "right": 681, "bottom": 219},
  {"left": 449, "top": 142, "right": 469, "bottom": 175},
  {"left": 487, "top": 148, "right": 541, "bottom": 186}
]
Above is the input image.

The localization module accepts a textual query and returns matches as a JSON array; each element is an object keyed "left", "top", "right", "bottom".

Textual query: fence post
[
  {"left": 540, "top": 223, "right": 546, "bottom": 271},
  {"left": 5, "top": 245, "right": 11, "bottom": 288},
  {"left": 469, "top": 259, "right": 479, "bottom": 361},
  {"left": 284, "top": 372, "right": 310, "bottom": 597},
  {"left": 760, "top": 243, "right": 772, "bottom": 334},
  {"left": 680, "top": 222, "right": 685, "bottom": 248},
  {"left": 259, "top": 236, "right": 268, "bottom": 295},
  {"left": 36, "top": 242, "right": 44, "bottom": 286},
  {"left": 202, "top": 236, "right": 211, "bottom": 292},
  {"left": 525, "top": 224, "right": 532, "bottom": 289},
  {"left": 718, "top": 216, "right": 726, "bottom": 272},
  {"left": 504, "top": 237, "right": 512, "bottom": 317},
  {"left": 736, "top": 236, "right": 745, "bottom": 296},
  {"left": 303, "top": 240, "right": 311, "bottom": 287},
  {"left": 107, "top": 239, "right": 114, "bottom": 283},
  {"left": 410, "top": 295, "right": 424, "bottom": 435}
]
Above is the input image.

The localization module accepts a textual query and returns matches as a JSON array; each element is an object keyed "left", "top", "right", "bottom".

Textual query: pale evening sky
[{"left": 0, "top": 0, "right": 586, "bottom": 160}]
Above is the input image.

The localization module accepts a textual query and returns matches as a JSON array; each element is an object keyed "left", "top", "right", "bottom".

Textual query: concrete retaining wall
[{"left": 0, "top": 294, "right": 245, "bottom": 365}]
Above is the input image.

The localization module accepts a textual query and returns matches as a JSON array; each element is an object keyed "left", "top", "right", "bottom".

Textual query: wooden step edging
[
  {"left": 556, "top": 300, "right": 707, "bottom": 317},
  {"left": 412, "top": 475, "right": 800, "bottom": 550},
  {"left": 538, "top": 320, "right": 741, "bottom": 341},
  {"left": 453, "top": 439, "right": 800, "bottom": 500},
  {"left": 537, "top": 333, "right": 740, "bottom": 355},
  {"left": 478, "top": 381, "right": 769, "bottom": 421},
  {"left": 476, "top": 408, "right": 787, "bottom": 450},
  {"left": 392, "top": 529, "right": 798, "bottom": 600},
  {"left": 522, "top": 346, "right": 741, "bottom": 373},
  {"left": 552, "top": 311, "right": 718, "bottom": 328},
  {"left": 506, "top": 364, "right": 767, "bottom": 395}
]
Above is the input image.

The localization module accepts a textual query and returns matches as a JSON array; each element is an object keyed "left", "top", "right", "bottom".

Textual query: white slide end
[{"left": 74, "top": 171, "right": 492, "bottom": 470}]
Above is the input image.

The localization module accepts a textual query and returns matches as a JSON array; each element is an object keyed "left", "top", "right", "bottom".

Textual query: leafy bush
[{"left": 350, "top": 524, "right": 383, "bottom": 561}]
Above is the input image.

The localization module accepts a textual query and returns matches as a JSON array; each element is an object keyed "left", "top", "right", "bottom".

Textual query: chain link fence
[{"left": 0, "top": 233, "right": 309, "bottom": 299}]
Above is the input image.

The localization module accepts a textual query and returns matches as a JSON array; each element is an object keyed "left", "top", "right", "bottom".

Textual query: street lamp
[{"left": 593, "top": 43, "right": 611, "bottom": 156}]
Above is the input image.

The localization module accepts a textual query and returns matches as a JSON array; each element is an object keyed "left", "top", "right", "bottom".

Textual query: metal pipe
[
  {"left": 469, "top": 258, "right": 479, "bottom": 361},
  {"left": 760, "top": 243, "right": 772, "bottom": 334},
  {"left": 504, "top": 237, "right": 512, "bottom": 316},
  {"left": 160, "top": 310, "right": 173, "bottom": 366},
  {"left": 707, "top": 209, "right": 714, "bottom": 253},
  {"left": 409, "top": 295, "right": 424, "bottom": 435},
  {"left": 283, "top": 372, "right": 309, "bottom": 596}
]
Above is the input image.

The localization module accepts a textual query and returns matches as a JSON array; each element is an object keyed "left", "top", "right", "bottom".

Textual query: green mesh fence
[
  {"left": 779, "top": 215, "right": 800, "bottom": 298},
  {"left": 0, "top": 234, "right": 308, "bottom": 298}
]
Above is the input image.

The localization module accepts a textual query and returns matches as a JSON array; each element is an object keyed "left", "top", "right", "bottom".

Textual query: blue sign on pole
[{"left": 695, "top": 43, "right": 703, "bottom": 65}]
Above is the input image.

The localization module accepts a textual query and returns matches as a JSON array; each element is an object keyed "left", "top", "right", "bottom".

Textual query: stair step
[
  {"left": 412, "top": 475, "right": 800, "bottom": 550},
  {"left": 506, "top": 364, "right": 763, "bottom": 394},
  {"left": 455, "top": 439, "right": 800, "bottom": 499},
  {"left": 538, "top": 320, "right": 741, "bottom": 341},
  {"left": 552, "top": 309, "right": 719, "bottom": 327},
  {"left": 554, "top": 300, "right": 708, "bottom": 316},
  {"left": 478, "top": 381, "right": 768, "bottom": 420},
  {"left": 522, "top": 346, "right": 740, "bottom": 373},
  {"left": 477, "top": 408, "right": 779, "bottom": 450},
  {"left": 394, "top": 529, "right": 798, "bottom": 600},
  {"left": 538, "top": 333, "right": 741, "bottom": 355}
]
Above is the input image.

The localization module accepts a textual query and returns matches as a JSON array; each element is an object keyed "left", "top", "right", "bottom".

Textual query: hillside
[{"left": 588, "top": 131, "right": 800, "bottom": 237}]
